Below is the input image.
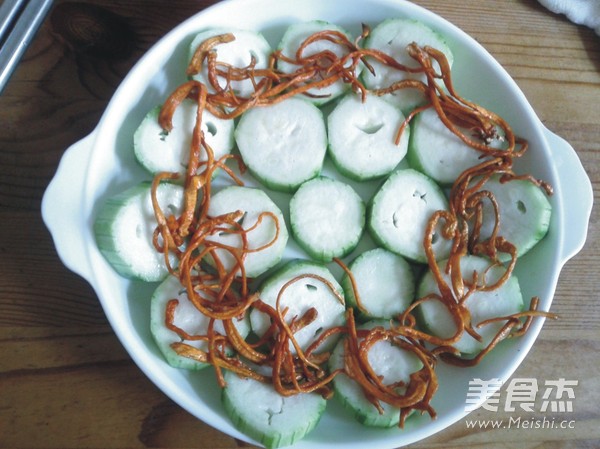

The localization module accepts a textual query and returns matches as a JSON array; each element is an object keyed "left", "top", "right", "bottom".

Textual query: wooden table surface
[{"left": 1, "top": 0, "right": 598, "bottom": 448}]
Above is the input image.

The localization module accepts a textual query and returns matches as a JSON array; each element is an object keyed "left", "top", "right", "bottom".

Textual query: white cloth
[{"left": 538, "top": 0, "right": 600, "bottom": 35}]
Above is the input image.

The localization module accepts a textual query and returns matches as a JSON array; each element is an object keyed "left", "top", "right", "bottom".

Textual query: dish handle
[
  {"left": 42, "top": 133, "right": 96, "bottom": 281},
  {"left": 543, "top": 128, "right": 593, "bottom": 263}
]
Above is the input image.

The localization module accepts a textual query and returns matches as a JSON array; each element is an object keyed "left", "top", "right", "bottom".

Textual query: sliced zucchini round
[
  {"left": 341, "top": 248, "right": 415, "bottom": 320},
  {"left": 289, "top": 176, "right": 365, "bottom": 262},
  {"left": 205, "top": 186, "right": 288, "bottom": 278},
  {"left": 133, "top": 99, "right": 234, "bottom": 176},
  {"left": 475, "top": 174, "right": 552, "bottom": 260},
  {"left": 362, "top": 18, "right": 454, "bottom": 114},
  {"left": 94, "top": 181, "right": 184, "bottom": 282},
  {"left": 416, "top": 254, "right": 524, "bottom": 354},
  {"left": 327, "top": 92, "right": 410, "bottom": 181},
  {"left": 188, "top": 27, "right": 272, "bottom": 98},
  {"left": 329, "top": 320, "right": 423, "bottom": 427},
  {"left": 368, "top": 168, "right": 452, "bottom": 263},
  {"left": 150, "top": 274, "right": 250, "bottom": 370},
  {"left": 250, "top": 259, "right": 346, "bottom": 353},
  {"left": 276, "top": 20, "right": 357, "bottom": 105},
  {"left": 234, "top": 97, "right": 328, "bottom": 192},
  {"left": 222, "top": 369, "right": 326, "bottom": 449}
]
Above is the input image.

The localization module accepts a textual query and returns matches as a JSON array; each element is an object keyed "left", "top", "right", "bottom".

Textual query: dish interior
[{"left": 79, "top": 0, "right": 562, "bottom": 447}]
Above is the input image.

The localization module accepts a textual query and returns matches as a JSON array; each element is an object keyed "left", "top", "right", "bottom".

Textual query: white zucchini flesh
[
  {"left": 368, "top": 168, "right": 452, "bottom": 263},
  {"left": 133, "top": 99, "right": 234, "bottom": 176},
  {"left": 289, "top": 177, "right": 365, "bottom": 262},
  {"left": 362, "top": 18, "right": 454, "bottom": 114},
  {"left": 150, "top": 274, "right": 250, "bottom": 370},
  {"left": 250, "top": 260, "right": 346, "bottom": 353},
  {"left": 416, "top": 255, "right": 524, "bottom": 354},
  {"left": 188, "top": 28, "right": 272, "bottom": 98},
  {"left": 341, "top": 248, "right": 415, "bottom": 320},
  {"left": 94, "top": 182, "right": 184, "bottom": 282},
  {"left": 234, "top": 97, "right": 328, "bottom": 192},
  {"left": 327, "top": 92, "right": 410, "bottom": 181},
  {"left": 329, "top": 320, "right": 423, "bottom": 427},
  {"left": 475, "top": 175, "right": 552, "bottom": 260},
  {"left": 276, "top": 20, "right": 356, "bottom": 105},
  {"left": 407, "top": 107, "right": 507, "bottom": 185},
  {"left": 222, "top": 369, "right": 326, "bottom": 449},
  {"left": 205, "top": 186, "right": 288, "bottom": 279}
]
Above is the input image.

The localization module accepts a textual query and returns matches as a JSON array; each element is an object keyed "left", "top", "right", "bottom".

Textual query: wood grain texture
[{"left": 0, "top": 0, "right": 598, "bottom": 448}]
